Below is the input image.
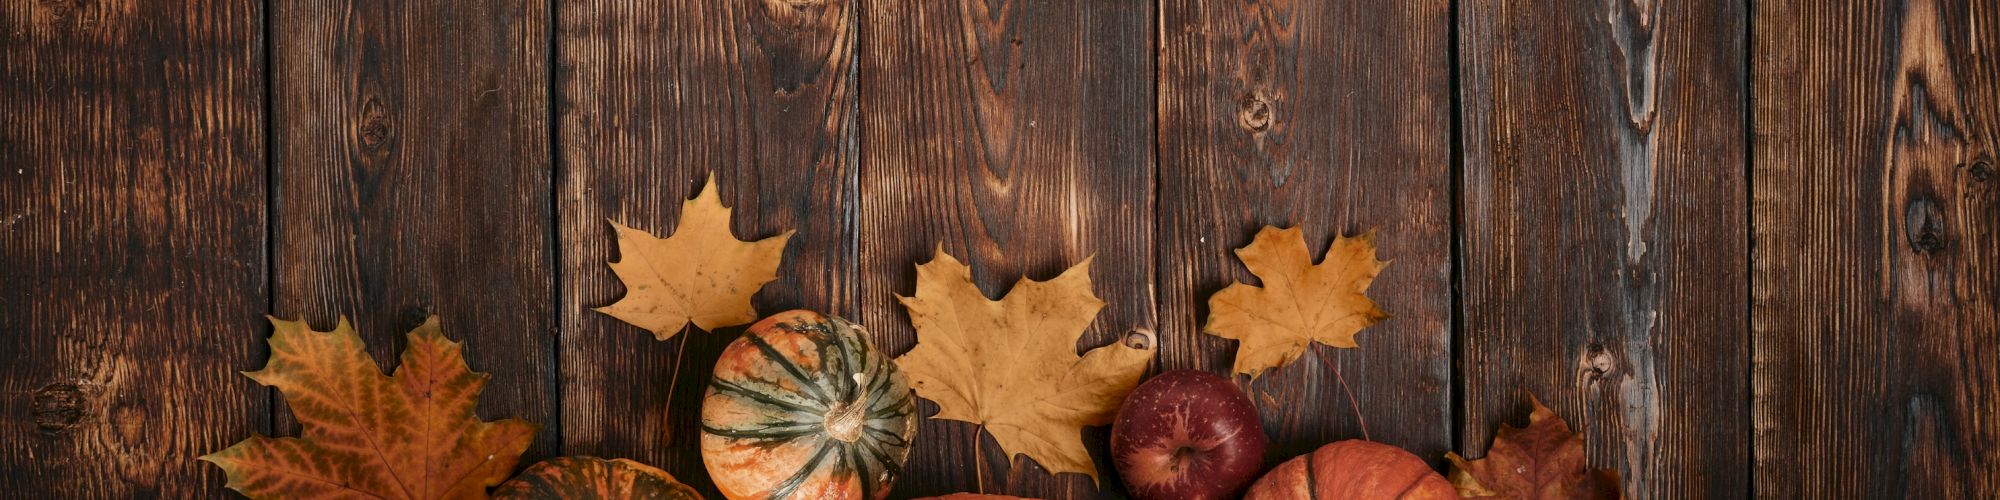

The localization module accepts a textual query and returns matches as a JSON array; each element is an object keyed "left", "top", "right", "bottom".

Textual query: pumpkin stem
[{"left": 824, "top": 373, "right": 869, "bottom": 442}]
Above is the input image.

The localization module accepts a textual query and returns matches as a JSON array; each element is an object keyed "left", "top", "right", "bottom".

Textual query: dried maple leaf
[
  {"left": 201, "top": 316, "right": 537, "bottom": 500},
  {"left": 1446, "top": 395, "right": 1622, "bottom": 499},
  {"left": 894, "top": 250, "right": 1156, "bottom": 484},
  {"left": 598, "top": 176, "right": 794, "bottom": 339},
  {"left": 1205, "top": 226, "right": 1390, "bottom": 377}
]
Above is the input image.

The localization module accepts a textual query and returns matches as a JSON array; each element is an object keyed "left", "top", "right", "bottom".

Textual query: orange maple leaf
[
  {"left": 201, "top": 317, "right": 536, "bottom": 500},
  {"left": 1205, "top": 226, "right": 1390, "bottom": 377},
  {"left": 1447, "top": 395, "right": 1623, "bottom": 499}
]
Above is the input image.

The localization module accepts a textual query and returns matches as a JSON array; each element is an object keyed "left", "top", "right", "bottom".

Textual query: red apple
[{"left": 1110, "top": 370, "right": 1268, "bottom": 500}]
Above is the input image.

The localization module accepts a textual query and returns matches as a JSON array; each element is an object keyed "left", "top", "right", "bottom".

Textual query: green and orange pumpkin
[
  {"left": 494, "top": 456, "right": 702, "bottom": 499},
  {"left": 700, "top": 310, "right": 918, "bottom": 500}
]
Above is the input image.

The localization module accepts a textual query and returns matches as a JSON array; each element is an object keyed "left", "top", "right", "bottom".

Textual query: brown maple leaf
[
  {"left": 894, "top": 250, "right": 1156, "bottom": 484},
  {"left": 598, "top": 176, "right": 794, "bottom": 339},
  {"left": 1446, "top": 395, "right": 1622, "bottom": 499},
  {"left": 201, "top": 317, "right": 537, "bottom": 500},
  {"left": 1205, "top": 226, "right": 1389, "bottom": 377}
]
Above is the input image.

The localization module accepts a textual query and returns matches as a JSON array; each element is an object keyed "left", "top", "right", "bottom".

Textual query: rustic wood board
[
  {"left": 1752, "top": 0, "right": 1998, "bottom": 497},
  {"left": 0, "top": 0, "right": 268, "bottom": 496},
  {"left": 1457, "top": 0, "right": 1752, "bottom": 496},
  {"left": 268, "top": 0, "right": 559, "bottom": 460},
  {"left": 857, "top": 1, "right": 1155, "bottom": 497},
  {"left": 9, "top": 0, "right": 2000, "bottom": 497},
  {"left": 1158, "top": 0, "right": 1456, "bottom": 470},
  {"left": 557, "top": 0, "right": 858, "bottom": 497}
]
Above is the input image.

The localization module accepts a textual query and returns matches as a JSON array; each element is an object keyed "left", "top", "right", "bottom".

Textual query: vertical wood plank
[
  {"left": 269, "top": 0, "right": 556, "bottom": 457},
  {"left": 558, "top": 1, "right": 857, "bottom": 497},
  {"left": 1458, "top": 0, "right": 1749, "bottom": 497},
  {"left": 1157, "top": 0, "right": 1456, "bottom": 469},
  {"left": 857, "top": 1, "right": 1154, "bottom": 497},
  {"left": 1753, "top": 0, "right": 1998, "bottom": 497},
  {"left": 0, "top": 0, "right": 267, "bottom": 496}
]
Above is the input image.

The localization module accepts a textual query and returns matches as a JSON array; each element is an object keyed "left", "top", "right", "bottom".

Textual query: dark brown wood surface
[
  {"left": 3, "top": 0, "right": 1997, "bottom": 498},
  {"left": 267, "top": 0, "right": 559, "bottom": 461},
  {"left": 1458, "top": 0, "right": 1752, "bottom": 497},
  {"left": 1158, "top": 0, "right": 1456, "bottom": 471},
  {"left": 557, "top": 0, "right": 857, "bottom": 497},
  {"left": 1753, "top": 0, "right": 1998, "bottom": 497},
  {"left": 0, "top": 0, "right": 268, "bottom": 496}
]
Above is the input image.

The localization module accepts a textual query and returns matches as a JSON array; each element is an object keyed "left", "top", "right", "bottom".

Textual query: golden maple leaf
[
  {"left": 1205, "top": 226, "right": 1390, "bottom": 377},
  {"left": 1446, "top": 395, "right": 1622, "bottom": 499},
  {"left": 598, "top": 176, "right": 794, "bottom": 339},
  {"left": 894, "top": 250, "right": 1156, "bottom": 484},
  {"left": 201, "top": 317, "right": 537, "bottom": 500}
]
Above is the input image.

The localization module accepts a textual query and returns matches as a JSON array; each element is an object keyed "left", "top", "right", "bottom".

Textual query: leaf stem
[
  {"left": 661, "top": 325, "right": 691, "bottom": 445},
  {"left": 974, "top": 425, "right": 986, "bottom": 494},
  {"left": 1314, "top": 346, "right": 1371, "bottom": 442}
]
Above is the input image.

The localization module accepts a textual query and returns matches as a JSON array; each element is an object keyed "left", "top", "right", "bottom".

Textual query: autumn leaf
[
  {"left": 598, "top": 176, "right": 794, "bottom": 339},
  {"left": 1446, "top": 395, "right": 1622, "bottom": 499},
  {"left": 201, "top": 316, "right": 536, "bottom": 500},
  {"left": 1205, "top": 226, "right": 1390, "bottom": 377},
  {"left": 894, "top": 250, "right": 1156, "bottom": 484}
]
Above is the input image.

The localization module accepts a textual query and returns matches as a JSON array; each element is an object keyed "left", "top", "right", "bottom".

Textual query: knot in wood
[
  {"left": 33, "top": 382, "right": 86, "bottom": 433},
  {"left": 1238, "top": 93, "right": 1274, "bottom": 132},
  {"left": 1122, "top": 328, "right": 1156, "bottom": 350},
  {"left": 1904, "top": 198, "right": 1946, "bottom": 253},
  {"left": 358, "top": 96, "right": 395, "bottom": 152},
  {"left": 1970, "top": 158, "right": 1994, "bottom": 183},
  {"left": 1578, "top": 343, "right": 1617, "bottom": 388}
]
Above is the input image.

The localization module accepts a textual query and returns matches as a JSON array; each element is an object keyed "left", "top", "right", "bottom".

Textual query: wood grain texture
[
  {"left": 1458, "top": 0, "right": 1750, "bottom": 497},
  {"left": 857, "top": 1, "right": 1154, "bottom": 497},
  {"left": 0, "top": 0, "right": 267, "bottom": 496},
  {"left": 1157, "top": 0, "right": 1455, "bottom": 470},
  {"left": 1753, "top": 0, "right": 1998, "bottom": 497},
  {"left": 268, "top": 0, "right": 556, "bottom": 458},
  {"left": 557, "top": 0, "right": 856, "bottom": 497}
]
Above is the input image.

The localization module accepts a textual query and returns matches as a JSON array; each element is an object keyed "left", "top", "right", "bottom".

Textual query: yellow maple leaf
[
  {"left": 894, "top": 249, "right": 1156, "bottom": 484},
  {"left": 598, "top": 177, "right": 794, "bottom": 339},
  {"left": 1205, "top": 226, "right": 1390, "bottom": 378},
  {"left": 201, "top": 316, "right": 537, "bottom": 500}
]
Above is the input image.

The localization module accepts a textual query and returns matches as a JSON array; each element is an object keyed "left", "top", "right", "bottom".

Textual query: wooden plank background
[{"left": 1, "top": 0, "right": 1994, "bottom": 498}]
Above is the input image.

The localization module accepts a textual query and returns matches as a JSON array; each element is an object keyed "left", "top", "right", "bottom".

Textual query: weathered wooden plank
[
  {"left": 557, "top": 1, "right": 857, "bottom": 497},
  {"left": 1458, "top": 0, "right": 1750, "bottom": 497},
  {"left": 1157, "top": 0, "right": 1455, "bottom": 471},
  {"left": 0, "top": 0, "right": 267, "bottom": 496},
  {"left": 1753, "top": 0, "right": 1997, "bottom": 497},
  {"left": 269, "top": 0, "right": 556, "bottom": 458},
  {"left": 857, "top": 1, "right": 1154, "bottom": 498}
]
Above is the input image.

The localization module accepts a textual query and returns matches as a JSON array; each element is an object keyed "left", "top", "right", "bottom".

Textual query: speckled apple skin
[{"left": 1110, "top": 370, "right": 1268, "bottom": 500}]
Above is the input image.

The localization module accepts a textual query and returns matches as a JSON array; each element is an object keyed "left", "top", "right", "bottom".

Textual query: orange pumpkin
[
  {"left": 494, "top": 456, "right": 701, "bottom": 499},
  {"left": 1245, "top": 440, "right": 1457, "bottom": 499},
  {"left": 700, "top": 310, "right": 919, "bottom": 499}
]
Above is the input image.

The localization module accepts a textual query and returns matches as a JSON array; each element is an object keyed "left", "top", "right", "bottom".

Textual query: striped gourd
[
  {"left": 700, "top": 310, "right": 918, "bottom": 500},
  {"left": 494, "top": 457, "right": 702, "bottom": 499}
]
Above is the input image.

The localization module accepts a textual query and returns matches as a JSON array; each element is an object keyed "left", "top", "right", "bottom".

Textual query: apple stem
[{"left": 1314, "top": 346, "right": 1371, "bottom": 442}]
